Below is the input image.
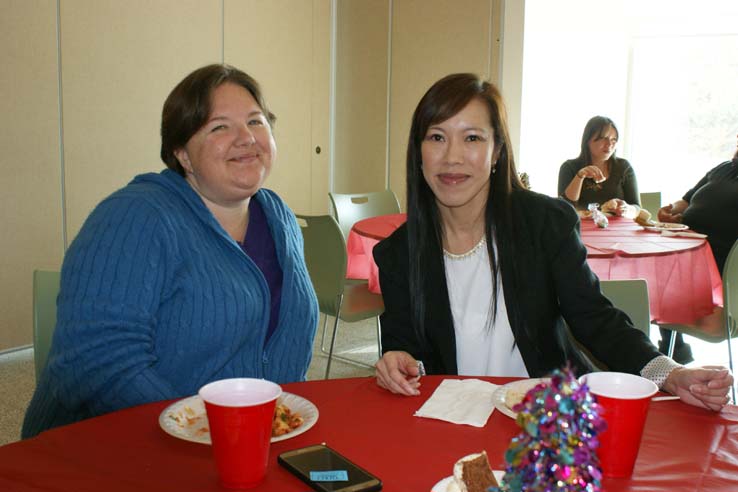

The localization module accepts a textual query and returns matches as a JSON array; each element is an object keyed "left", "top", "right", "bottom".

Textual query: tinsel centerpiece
[{"left": 491, "top": 368, "right": 606, "bottom": 492}]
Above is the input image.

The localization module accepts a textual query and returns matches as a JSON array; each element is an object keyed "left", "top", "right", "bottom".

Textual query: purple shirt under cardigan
[{"left": 240, "top": 198, "right": 283, "bottom": 343}]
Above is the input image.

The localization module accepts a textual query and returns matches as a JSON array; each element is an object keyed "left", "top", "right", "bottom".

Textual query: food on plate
[
  {"left": 446, "top": 451, "right": 498, "bottom": 492},
  {"left": 272, "top": 402, "right": 304, "bottom": 436},
  {"left": 168, "top": 400, "right": 303, "bottom": 438},
  {"left": 505, "top": 388, "right": 528, "bottom": 410},
  {"left": 576, "top": 209, "right": 592, "bottom": 219},
  {"left": 168, "top": 403, "right": 209, "bottom": 437},
  {"left": 634, "top": 208, "right": 656, "bottom": 227}
]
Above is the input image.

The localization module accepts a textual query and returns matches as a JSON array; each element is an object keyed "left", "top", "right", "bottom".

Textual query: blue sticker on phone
[{"left": 310, "top": 470, "right": 349, "bottom": 482}]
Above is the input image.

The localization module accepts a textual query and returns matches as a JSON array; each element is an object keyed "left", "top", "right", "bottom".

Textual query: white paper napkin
[{"left": 414, "top": 378, "right": 500, "bottom": 427}]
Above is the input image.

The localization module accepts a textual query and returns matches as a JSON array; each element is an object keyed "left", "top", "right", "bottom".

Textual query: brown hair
[
  {"left": 160, "top": 64, "right": 276, "bottom": 175},
  {"left": 576, "top": 115, "right": 619, "bottom": 165}
]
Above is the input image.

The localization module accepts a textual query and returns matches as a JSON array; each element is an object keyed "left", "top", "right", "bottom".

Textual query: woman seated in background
[
  {"left": 22, "top": 64, "right": 318, "bottom": 438},
  {"left": 373, "top": 73, "right": 732, "bottom": 411},
  {"left": 558, "top": 116, "right": 640, "bottom": 217},
  {"left": 656, "top": 133, "right": 738, "bottom": 359}
]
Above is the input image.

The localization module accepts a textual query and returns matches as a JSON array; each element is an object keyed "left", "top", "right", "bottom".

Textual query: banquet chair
[
  {"left": 296, "top": 214, "right": 385, "bottom": 378},
  {"left": 33, "top": 270, "right": 60, "bottom": 382},
  {"left": 328, "top": 190, "right": 401, "bottom": 242},
  {"left": 639, "top": 192, "right": 661, "bottom": 215},
  {"left": 659, "top": 239, "right": 738, "bottom": 399},
  {"left": 570, "top": 279, "right": 651, "bottom": 370}
]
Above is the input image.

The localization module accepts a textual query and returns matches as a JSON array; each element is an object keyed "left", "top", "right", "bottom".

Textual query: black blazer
[{"left": 373, "top": 190, "right": 660, "bottom": 377}]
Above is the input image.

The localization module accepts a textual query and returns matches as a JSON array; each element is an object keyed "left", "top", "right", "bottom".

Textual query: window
[{"left": 520, "top": 0, "right": 738, "bottom": 204}]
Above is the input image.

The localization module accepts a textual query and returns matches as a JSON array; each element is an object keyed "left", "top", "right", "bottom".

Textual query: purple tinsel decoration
[{"left": 489, "top": 367, "right": 606, "bottom": 492}]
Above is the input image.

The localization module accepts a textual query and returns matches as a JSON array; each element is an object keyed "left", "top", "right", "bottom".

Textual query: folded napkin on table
[{"left": 414, "top": 378, "right": 500, "bottom": 427}]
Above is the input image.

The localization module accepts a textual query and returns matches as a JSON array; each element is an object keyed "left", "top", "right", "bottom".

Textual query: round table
[
  {"left": 346, "top": 214, "right": 722, "bottom": 324},
  {"left": 2, "top": 376, "right": 737, "bottom": 491}
]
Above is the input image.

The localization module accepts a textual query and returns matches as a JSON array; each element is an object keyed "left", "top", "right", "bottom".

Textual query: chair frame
[
  {"left": 328, "top": 190, "right": 401, "bottom": 241},
  {"left": 296, "top": 214, "right": 384, "bottom": 378},
  {"left": 662, "top": 239, "right": 738, "bottom": 402}
]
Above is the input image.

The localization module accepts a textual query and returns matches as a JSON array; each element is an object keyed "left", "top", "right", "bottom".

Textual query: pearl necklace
[{"left": 443, "top": 236, "right": 487, "bottom": 260}]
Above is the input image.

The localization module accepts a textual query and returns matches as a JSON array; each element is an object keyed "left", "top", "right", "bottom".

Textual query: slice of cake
[{"left": 446, "top": 451, "right": 498, "bottom": 492}]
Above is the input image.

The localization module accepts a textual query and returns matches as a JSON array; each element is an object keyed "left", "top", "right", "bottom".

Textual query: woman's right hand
[
  {"left": 576, "top": 165, "right": 606, "bottom": 183},
  {"left": 375, "top": 351, "right": 423, "bottom": 396},
  {"left": 658, "top": 203, "right": 683, "bottom": 223}
]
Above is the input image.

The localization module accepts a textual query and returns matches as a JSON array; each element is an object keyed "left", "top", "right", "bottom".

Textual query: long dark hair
[
  {"left": 575, "top": 115, "right": 619, "bottom": 166},
  {"left": 160, "top": 64, "right": 276, "bottom": 176},
  {"left": 406, "top": 73, "right": 525, "bottom": 342}
]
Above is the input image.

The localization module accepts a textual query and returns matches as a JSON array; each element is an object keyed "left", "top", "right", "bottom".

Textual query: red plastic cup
[
  {"left": 199, "top": 378, "right": 282, "bottom": 489},
  {"left": 581, "top": 372, "right": 658, "bottom": 478}
]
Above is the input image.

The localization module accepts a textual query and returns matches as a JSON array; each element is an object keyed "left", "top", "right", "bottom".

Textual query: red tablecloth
[
  {"left": 1, "top": 376, "right": 737, "bottom": 491},
  {"left": 347, "top": 214, "right": 723, "bottom": 324}
]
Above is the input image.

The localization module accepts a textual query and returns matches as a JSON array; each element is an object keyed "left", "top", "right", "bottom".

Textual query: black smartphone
[{"left": 278, "top": 444, "right": 382, "bottom": 492}]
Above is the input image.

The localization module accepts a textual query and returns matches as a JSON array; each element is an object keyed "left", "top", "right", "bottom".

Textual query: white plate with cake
[
  {"left": 491, "top": 378, "right": 550, "bottom": 419},
  {"left": 642, "top": 222, "right": 689, "bottom": 232},
  {"left": 431, "top": 451, "right": 504, "bottom": 492}
]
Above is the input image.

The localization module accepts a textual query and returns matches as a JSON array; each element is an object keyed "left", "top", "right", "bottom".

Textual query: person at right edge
[{"left": 657, "top": 134, "right": 738, "bottom": 363}]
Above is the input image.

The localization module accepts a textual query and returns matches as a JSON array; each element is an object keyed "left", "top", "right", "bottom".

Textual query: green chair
[
  {"left": 296, "top": 215, "right": 385, "bottom": 378},
  {"left": 600, "top": 279, "right": 651, "bottom": 336},
  {"left": 639, "top": 191, "right": 661, "bottom": 216},
  {"left": 571, "top": 279, "right": 651, "bottom": 370},
  {"left": 33, "top": 270, "right": 61, "bottom": 382},
  {"left": 328, "top": 190, "right": 401, "bottom": 241},
  {"left": 659, "top": 239, "right": 738, "bottom": 400}
]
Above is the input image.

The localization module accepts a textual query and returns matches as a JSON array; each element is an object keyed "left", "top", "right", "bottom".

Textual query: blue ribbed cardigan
[{"left": 22, "top": 170, "right": 318, "bottom": 438}]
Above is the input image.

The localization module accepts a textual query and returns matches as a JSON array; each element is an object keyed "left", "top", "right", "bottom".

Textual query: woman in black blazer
[{"left": 372, "top": 73, "right": 731, "bottom": 411}]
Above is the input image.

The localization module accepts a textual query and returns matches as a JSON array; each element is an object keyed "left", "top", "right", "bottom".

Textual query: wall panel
[
  {"left": 388, "top": 0, "right": 496, "bottom": 208},
  {"left": 224, "top": 0, "right": 331, "bottom": 214},
  {"left": 0, "top": 0, "right": 63, "bottom": 350},
  {"left": 60, "top": 0, "right": 222, "bottom": 240},
  {"left": 333, "top": 0, "right": 389, "bottom": 194}
]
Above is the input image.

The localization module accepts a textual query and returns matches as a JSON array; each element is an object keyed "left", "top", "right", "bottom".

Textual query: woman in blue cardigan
[{"left": 22, "top": 64, "right": 319, "bottom": 438}]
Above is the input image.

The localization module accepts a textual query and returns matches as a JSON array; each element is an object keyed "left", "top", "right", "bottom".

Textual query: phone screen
[{"left": 278, "top": 444, "right": 382, "bottom": 492}]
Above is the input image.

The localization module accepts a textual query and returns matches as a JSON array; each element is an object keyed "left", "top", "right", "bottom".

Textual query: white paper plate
[
  {"left": 491, "top": 378, "right": 550, "bottom": 419},
  {"left": 431, "top": 471, "right": 505, "bottom": 492},
  {"left": 642, "top": 222, "right": 689, "bottom": 232},
  {"left": 159, "top": 392, "right": 318, "bottom": 444}
]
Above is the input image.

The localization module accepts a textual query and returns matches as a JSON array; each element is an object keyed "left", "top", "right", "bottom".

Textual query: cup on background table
[
  {"left": 581, "top": 372, "right": 658, "bottom": 478},
  {"left": 199, "top": 378, "right": 282, "bottom": 489}
]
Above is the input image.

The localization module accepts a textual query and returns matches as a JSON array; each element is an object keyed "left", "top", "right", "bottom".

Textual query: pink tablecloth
[{"left": 347, "top": 214, "right": 723, "bottom": 324}]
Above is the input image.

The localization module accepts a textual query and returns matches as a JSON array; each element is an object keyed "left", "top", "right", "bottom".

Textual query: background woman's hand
[
  {"left": 663, "top": 366, "right": 733, "bottom": 411},
  {"left": 658, "top": 203, "right": 684, "bottom": 223},
  {"left": 375, "top": 351, "right": 422, "bottom": 396},
  {"left": 601, "top": 198, "right": 630, "bottom": 216},
  {"left": 576, "top": 165, "right": 606, "bottom": 183}
]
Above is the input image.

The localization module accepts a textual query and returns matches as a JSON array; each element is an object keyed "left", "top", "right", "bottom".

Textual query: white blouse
[{"left": 443, "top": 238, "right": 529, "bottom": 377}]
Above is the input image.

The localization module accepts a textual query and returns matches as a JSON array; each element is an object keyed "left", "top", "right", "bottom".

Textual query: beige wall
[
  {"left": 333, "top": 0, "right": 390, "bottom": 194},
  {"left": 0, "top": 0, "right": 331, "bottom": 351},
  {"left": 1, "top": 0, "right": 63, "bottom": 349},
  {"left": 334, "top": 0, "right": 504, "bottom": 209},
  {"left": 60, "top": 0, "right": 222, "bottom": 239}
]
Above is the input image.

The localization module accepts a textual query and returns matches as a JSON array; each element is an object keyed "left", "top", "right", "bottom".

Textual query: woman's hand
[
  {"left": 601, "top": 198, "right": 631, "bottom": 216},
  {"left": 658, "top": 199, "right": 689, "bottom": 223},
  {"left": 663, "top": 366, "right": 733, "bottom": 411},
  {"left": 375, "top": 351, "right": 423, "bottom": 396},
  {"left": 576, "top": 165, "right": 606, "bottom": 183}
]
